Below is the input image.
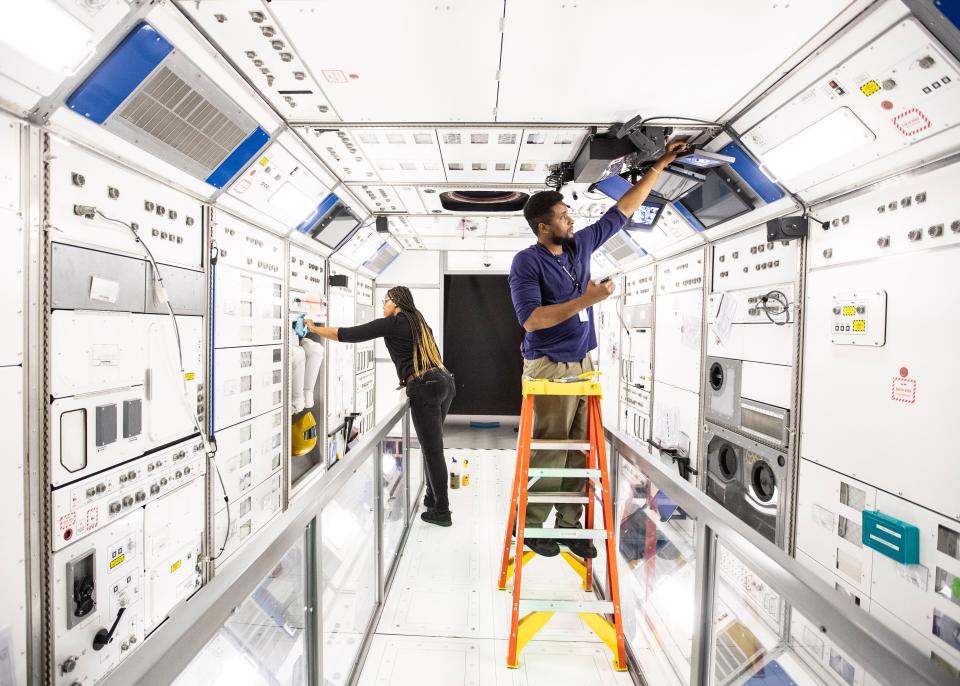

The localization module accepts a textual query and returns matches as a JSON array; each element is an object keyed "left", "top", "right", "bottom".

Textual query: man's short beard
[{"left": 550, "top": 233, "right": 575, "bottom": 247}]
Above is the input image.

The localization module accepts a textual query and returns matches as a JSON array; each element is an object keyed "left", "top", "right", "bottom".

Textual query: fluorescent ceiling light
[
  {"left": 0, "top": 0, "right": 94, "bottom": 73},
  {"left": 267, "top": 181, "right": 318, "bottom": 226},
  {"left": 758, "top": 107, "right": 875, "bottom": 181}
]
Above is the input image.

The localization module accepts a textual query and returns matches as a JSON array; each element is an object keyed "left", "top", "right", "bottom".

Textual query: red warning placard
[
  {"left": 892, "top": 108, "right": 932, "bottom": 137},
  {"left": 891, "top": 377, "right": 917, "bottom": 404}
]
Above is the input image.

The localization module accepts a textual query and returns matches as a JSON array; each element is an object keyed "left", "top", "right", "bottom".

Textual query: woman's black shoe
[{"left": 421, "top": 510, "right": 452, "bottom": 527}]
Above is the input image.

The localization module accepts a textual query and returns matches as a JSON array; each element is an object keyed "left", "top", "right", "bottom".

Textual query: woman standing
[{"left": 306, "top": 286, "right": 456, "bottom": 527}]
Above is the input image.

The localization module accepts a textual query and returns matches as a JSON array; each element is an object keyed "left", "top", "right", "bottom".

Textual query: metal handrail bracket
[
  {"left": 100, "top": 400, "right": 410, "bottom": 686},
  {"left": 605, "top": 426, "right": 953, "bottom": 686}
]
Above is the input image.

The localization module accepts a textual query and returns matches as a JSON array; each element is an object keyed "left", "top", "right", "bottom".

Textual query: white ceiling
[{"left": 174, "top": 0, "right": 877, "bottom": 251}]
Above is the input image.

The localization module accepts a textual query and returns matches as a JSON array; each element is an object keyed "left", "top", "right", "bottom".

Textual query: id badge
[{"left": 579, "top": 308, "right": 589, "bottom": 323}]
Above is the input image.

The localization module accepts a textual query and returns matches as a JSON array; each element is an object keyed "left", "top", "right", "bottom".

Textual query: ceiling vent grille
[
  {"left": 602, "top": 231, "right": 646, "bottom": 263},
  {"left": 67, "top": 22, "right": 268, "bottom": 188},
  {"left": 118, "top": 66, "right": 247, "bottom": 172},
  {"left": 364, "top": 242, "right": 400, "bottom": 273}
]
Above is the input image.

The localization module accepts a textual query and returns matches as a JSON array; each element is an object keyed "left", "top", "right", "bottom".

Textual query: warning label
[
  {"left": 893, "top": 108, "right": 932, "bottom": 137},
  {"left": 891, "top": 377, "right": 917, "bottom": 404},
  {"left": 59, "top": 512, "right": 76, "bottom": 530}
]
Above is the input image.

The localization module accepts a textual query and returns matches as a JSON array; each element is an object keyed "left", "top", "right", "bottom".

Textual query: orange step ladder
[{"left": 497, "top": 371, "right": 627, "bottom": 671}]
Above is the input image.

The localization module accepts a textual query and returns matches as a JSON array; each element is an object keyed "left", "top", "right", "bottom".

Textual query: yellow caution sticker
[
  {"left": 860, "top": 80, "right": 880, "bottom": 96},
  {"left": 259, "top": 157, "right": 270, "bottom": 166},
  {"left": 853, "top": 320, "right": 866, "bottom": 332},
  {"left": 842, "top": 305, "right": 857, "bottom": 316},
  {"left": 170, "top": 560, "right": 182, "bottom": 574},
  {"left": 109, "top": 554, "right": 125, "bottom": 570},
  {"left": 184, "top": 372, "right": 196, "bottom": 381}
]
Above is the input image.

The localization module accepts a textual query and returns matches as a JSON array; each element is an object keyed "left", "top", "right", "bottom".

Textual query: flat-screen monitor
[
  {"left": 593, "top": 174, "right": 666, "bottom": 230},
  {"left": 676, "top": 169, "right": 753, "bottom": 229},
  {"left": 674, "top": 149, "right": 736, "bottom": 170},
  {"left": 297, "top": 193, "right": 361, "bottom": 250}
]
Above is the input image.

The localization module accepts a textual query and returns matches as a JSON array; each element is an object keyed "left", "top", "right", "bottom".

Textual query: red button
[
  {"left": 899, "top": 367, "right": 909, "bottom": 377},
  {"left": 881, "top": 100, "right": 894, "bottom": 110}
]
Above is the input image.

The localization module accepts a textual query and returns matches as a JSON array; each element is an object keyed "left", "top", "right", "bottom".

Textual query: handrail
[
  {"left": 605, "top": 426, "right": 953, "bottom": 686},
  {"left": 100, "top": 400, "right": 411, "bottom": 686}
]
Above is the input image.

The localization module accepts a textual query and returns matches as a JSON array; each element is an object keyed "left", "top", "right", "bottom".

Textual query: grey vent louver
[
  {"left": 603, "top": 233, "right": 642, "bottom": 263},
  {"left": 118, "top": 66, "right": 248, "bottom": 173},
  {"left": 364, "top": 244, "right": 399, "bottom": 273}
]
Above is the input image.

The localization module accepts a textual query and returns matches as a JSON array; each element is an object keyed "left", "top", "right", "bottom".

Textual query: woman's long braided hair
[{"left": 387, "top": 286, "right": 446, "bottom": 378}]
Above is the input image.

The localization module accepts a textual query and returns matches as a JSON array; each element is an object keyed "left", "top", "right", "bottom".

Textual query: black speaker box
[{"left": 766, "top": 216, "right": 808, "bottom": 241}]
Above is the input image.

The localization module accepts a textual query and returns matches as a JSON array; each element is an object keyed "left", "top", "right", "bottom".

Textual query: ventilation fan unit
[
  {"left": 66, "top": 22, "right": 269, "bottom": 189},
  {"left": 363, "top": 242, "right": 400, "bottom": 274}
]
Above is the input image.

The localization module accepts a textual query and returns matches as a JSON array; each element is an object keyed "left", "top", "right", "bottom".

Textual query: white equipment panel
[
  {"left": 51, "top": 437, "right": 205, "bottom": 551},
  {"left": 621, "top": 385, "right": 651, "bottom": 443},
  {"left": 213, "top": 264, "right": 284, "bottom": 348},
  {"left": 596, "top": 293, "right": 622, "bottom": 425},
  {"left": 327, "top": 267, "right": 356, "bottom": 442},
  {"left": 744, "top": 18, "right": 960, "bottom": 192},
  {"left": 801, "top": 234, "right": 958, "bottom": 520},
  {"left": 868, "top": 492, "right": 960, "bottom": 672},
  {"left": 50, "top": 311, "right": 144, "bottom": 398},
  {"left": 48, "top": 137, "right": 204, "bottom": 270},
  {"left": 0, "top": 111, "right": 22, "bottom": 214},
  {"left": 143, "top": 479, "right": 204, "bottom": 633},
  {"left": 808, "top": 159, "right": 960, "bottom": 270},
  {"left": 225, "top": 140, "right": 333, "bottom": 231},
  {"left": 356, "top": 277, "right": 374, "bottom": 307},
  {"left": 654, "top": 288, "right": 703, "bottom": 394},
  {"left": 791, "top": 606, "right": 871, "bottom": 686},
  {"left": 213, "top": 210, "right": 285, "bottom": 278},
  {"left": 212, "top": 409, "right": 283, "bottom": 505},
  {"left": 53, "top": 512, "right": 144, "bottom": 686},
  {"left": 289, "top": 244, "right": 327, "bottom": 304},
  {"left": 0, "top": 207, "right": 23, "bottom": 367},
  {"left": 830, "top": 291, "right": 887, "bottom": 346},
  {"left": 652, "top": 381, "right": 701, "bottom": 482},
  {"left": 0, "top": 367, "right": 25, "bottom": 686},
  {"left": 50, "top": 315, "right": 204, "bottom": 486},
  {"left": 712, "top": 229, "right": 799, "bottom": 292},
  {"left": 212, "top": 471, "right": 283, "bottom": 568},
  {"left": 213, "top": 345, "right": 283, "bottom": 432},
  {"left": 795, "top": 459, "right": 877, "bottom": 599},
  {"left": 706, "top": 289, "right": 796, "bottom": 367}
]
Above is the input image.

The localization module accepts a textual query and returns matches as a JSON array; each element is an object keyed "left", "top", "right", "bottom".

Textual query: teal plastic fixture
[{"left": 862, "top": 511, "right": 920, "bottom": 565}]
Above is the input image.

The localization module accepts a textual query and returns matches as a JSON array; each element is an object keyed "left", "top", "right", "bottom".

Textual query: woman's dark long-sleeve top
[{"left": 337, "top": 313, "right": 426, "bottom": 384}]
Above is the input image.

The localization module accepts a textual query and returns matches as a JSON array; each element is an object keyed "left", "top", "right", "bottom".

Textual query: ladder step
[
  {"left": 523, "top": 528, "right": 608, "bottom": 540},
  {"left": 519, "top": 599, "right": 614, "bottom": 614},
  {"left": 529, "top": 440, "right": 591, "bottom": 451},
  {"left": 528, "top": 468, "right": 601, "bottom": 479},
  {"left": 526, "top": 492, "right": 589, "bottom": 504}
]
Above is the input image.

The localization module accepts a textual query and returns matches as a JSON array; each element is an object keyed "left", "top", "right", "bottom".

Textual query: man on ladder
[{"left": 507, "top": 140, "right": 688, "bottom": 558}]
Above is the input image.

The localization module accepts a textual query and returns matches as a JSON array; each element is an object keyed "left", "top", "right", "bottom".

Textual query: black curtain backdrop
[{"left": 443, "top": 275, "right": 524, "bottom": 416}]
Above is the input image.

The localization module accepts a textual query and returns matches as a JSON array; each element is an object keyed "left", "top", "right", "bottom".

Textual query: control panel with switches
[
  {"left": 53, "top": 512, "right": 144, "bottom": 686},
  {"left": 831, "top": 292, "right": 887, "bottom": 346},
  {"left": 49, "top": 136, "right": 204, "bottom": 271},
  {"left": 51, "top": 438, "right": 206, "bottom": 551}
]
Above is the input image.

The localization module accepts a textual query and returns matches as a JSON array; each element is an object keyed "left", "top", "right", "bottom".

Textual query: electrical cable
[
  {"left": 639, "top": 115, "right": 724, "bottom": 129},
  {"left": 93, "top": 209, "right": 232, "bottom": 560},
  {"left": 759, "top": 289, "right": 791, "bottom": 326}
]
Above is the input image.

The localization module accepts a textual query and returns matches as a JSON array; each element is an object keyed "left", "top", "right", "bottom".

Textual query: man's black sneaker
[
  {"left": 525, "top": 538, "right": 560, "bottom": 557},
  {"left": 423, "top": 494, "right": 435, "bottom": 510},
  {"left": 561, "top": 537, "right": 598, "bottom": 559},
  {"left": 420, "top": 510, "right": 452, "bottom": 527}
]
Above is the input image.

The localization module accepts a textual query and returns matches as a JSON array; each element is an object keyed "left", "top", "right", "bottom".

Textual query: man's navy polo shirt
[{"left": 508, "top": 206, "right": 628, "bottom": 362}]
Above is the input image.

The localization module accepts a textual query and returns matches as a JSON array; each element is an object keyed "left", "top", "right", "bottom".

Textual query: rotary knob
[{"left": 61, "top": 657, "right": 77, "bottom": 673}]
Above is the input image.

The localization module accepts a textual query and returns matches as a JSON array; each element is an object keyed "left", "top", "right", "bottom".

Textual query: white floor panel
[
  {"left": 358, "top": 634, "right": 497, "bottom": 686},
  {"left": 360, "top": 447, "right": 634, "bottom": 685},
  {"left": 494, "top": 640, "right": 634, "bottom": 685}
]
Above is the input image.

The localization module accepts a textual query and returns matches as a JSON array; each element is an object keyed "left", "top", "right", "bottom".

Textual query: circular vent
[
  {"left": 709, "top": 362, "right": 725, "bottom": 391},
  {"left": 439, "top": 190, "right": 529, "bottom": 212},
  {"left": 718, "top": 444, "right": 738, "bottom": 480},
  {"left": 751, "top": 462, "right": 777, "bottom": 503}
]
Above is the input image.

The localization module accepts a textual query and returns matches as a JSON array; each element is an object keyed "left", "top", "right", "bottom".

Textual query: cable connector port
[{"left": 73, "top": 204, "right": 96, "bottom": 219}]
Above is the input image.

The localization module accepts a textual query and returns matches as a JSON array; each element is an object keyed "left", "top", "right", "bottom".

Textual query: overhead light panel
[
  {"left": 0, "top": 0, "right": 94, "bottom": 73},
  {"left": 267, "top": 182, "right": 318, "bottom": 226},
  {"left": 757, "top": 107, "right": 875, "bottom": 181}
]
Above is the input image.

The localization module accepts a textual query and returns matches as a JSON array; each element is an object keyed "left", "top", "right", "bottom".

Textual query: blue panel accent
[
  {"left": 935, "top": 0, "right": 960, "bottom": 31},
  {"left": 862, "top": 511, "right": 920, "bottom": 564},
  {"left": 206, "top": 127, "right": 271, "bottom": 189},
  {"left": 66, "top": 23, "right": 173, "bottom": 124},
  {"left": 719, "top": 141, "right": 785, "bottom": 204},
  {"left": 296, "top": 192, "right": 341, "bottom": 234},
  {"left": 744, "top": 661, "right": 799, "bottom": 686},
  {"left": 670, "top": 201, "right": 705, "bottom": 232}
]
